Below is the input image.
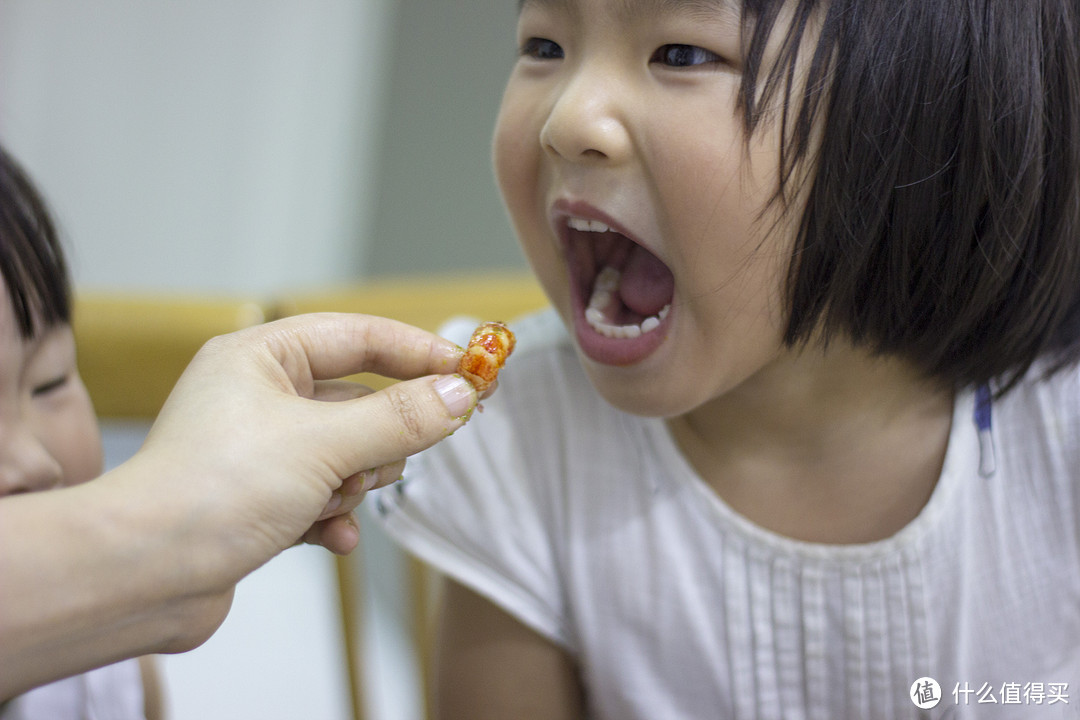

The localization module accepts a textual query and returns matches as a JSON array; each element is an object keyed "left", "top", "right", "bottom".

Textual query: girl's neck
[{"left": 666, "top": 342, "right": 954, "bottom": 544}]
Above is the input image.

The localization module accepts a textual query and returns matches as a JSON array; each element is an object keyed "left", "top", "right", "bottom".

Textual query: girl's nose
[
  {"left": 0, "top": 430, "right": 64, "bottom": 496},
  {"left": 540, "top": 70, "right": 632, "bottom": 165}
]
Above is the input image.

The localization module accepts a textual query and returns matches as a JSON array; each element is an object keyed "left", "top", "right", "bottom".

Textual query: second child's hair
[
  {"left": 740, "top": 0, "right": 1080, "bottom": 391},
  {"left": 0, "top": 147, "right": 72, "bottom": 338}
]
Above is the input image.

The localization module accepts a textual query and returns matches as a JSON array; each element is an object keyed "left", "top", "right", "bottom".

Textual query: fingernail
[
  {"left": 341, "top": 473, "right": 364, "bottom": 496},
  {"left": 433, "top": 374, "right": 475, "bottom": 418},
  {"left": 360, "top": 469, "right": 379, "bottom": 493},
  {"left": 319, "top": 492, "right": 343, "bottom": 520}
]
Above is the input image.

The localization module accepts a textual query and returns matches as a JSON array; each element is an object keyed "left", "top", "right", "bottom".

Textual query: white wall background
[
  {"left": 365, "top": 0, "right": 523, "bottom": 276},
  {"left": 0, "top": 0, "right": 389, "bottom": 295}
]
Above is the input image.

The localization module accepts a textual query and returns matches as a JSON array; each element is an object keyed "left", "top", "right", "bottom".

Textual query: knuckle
[
  {"left": 193, "top": 333, "right": 232, "bottom": 360},
  {"left": 383, "top": 383, "right": 428, "bottom": 446}
]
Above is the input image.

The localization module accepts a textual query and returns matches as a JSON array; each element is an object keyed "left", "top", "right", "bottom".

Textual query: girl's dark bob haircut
[
  {"left": 741, "top": 0, "right": 1080, "bottom": 393},
  {"left": 0, "top": 146, "right": 72, "bottom": 338}
]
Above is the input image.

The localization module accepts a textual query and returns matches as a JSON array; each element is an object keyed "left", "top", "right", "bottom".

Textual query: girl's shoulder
[
  {"left": 997, "top": 360, "right": 1080, "bottom": 432},
  {"left": 992, "top": 359, "right": 1080, "bottom": 484}
]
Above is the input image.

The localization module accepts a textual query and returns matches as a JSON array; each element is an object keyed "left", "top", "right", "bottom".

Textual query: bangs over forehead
[
  {"left": 0, "top": 148, "right": 72, "bottom": 338},
  {"left": 737, "top": 0, "right": 831, "bottom": 188}
]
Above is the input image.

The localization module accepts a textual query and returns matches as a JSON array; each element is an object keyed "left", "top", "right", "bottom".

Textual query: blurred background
[
  {"left": 0, "top": 1, "right": 528, "bottom": 718},
  {"left": 0, "top": 0, "right": 525, "bottom": 293}
]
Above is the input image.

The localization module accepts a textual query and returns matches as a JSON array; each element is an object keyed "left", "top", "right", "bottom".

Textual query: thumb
[{"left": 313, "top": 373, "right": 478, "bottom": 474}]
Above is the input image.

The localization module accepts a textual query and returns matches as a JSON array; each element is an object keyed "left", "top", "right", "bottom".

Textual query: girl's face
[
  {"left": 0, "top": 285, "right": 102, "bottom": 497},
  {"left": 494, "top": 0, "right": 805, "bottom": 417}
]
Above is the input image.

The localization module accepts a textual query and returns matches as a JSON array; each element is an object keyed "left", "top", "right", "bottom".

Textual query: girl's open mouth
[{"left": 561, "top": 213, "right": 675, "bottom": 366}]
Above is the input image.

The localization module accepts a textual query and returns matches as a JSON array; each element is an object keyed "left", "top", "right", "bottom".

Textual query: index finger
[{"left": 247, "top": 312, "right": 464, "bottom": 382}]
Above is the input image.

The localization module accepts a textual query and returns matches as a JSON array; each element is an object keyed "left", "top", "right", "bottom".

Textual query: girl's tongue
[
  {"left": 580, "top": 234, "right": 674, "bottom": 342},
  {"left": 621, "top": 243, "right": 675, "bottom": 317}
]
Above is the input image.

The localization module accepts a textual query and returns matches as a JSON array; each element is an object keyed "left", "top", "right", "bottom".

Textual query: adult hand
[
  {"left": 0, "top": 312, "right": 480, "bottom": 698},
  {"left": 135, "top": 312, "right": 477, "bottom": 581}
]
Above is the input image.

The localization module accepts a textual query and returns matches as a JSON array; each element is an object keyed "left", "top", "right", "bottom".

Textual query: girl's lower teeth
[{"left": 585, "top": 266, "right": 669, "bottom": 339}]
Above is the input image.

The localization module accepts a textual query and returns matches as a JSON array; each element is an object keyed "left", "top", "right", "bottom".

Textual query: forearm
[
  {"left": 0, "top": 462, "right": 230, "bottom": 700},
  {"left": 0, "top": 313, "right": 479, "bottom": 699}
]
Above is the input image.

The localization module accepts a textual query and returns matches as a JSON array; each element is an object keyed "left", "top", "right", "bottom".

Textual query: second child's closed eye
[{"left": 32, "top": 374, "right": 70, "bottom": 398}]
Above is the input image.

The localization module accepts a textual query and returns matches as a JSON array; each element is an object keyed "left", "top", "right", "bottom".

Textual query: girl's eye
[
  {"left": 32, "top": 375, "right": 69, "bottom": 398},
  {"left": 520, "top": 37, "right": 564, "bottom": 61},
  {"left": 651, "top": 44, "right": 722, "bottom": 68}
]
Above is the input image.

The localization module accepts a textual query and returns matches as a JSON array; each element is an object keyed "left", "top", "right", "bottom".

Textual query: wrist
[
  {"left": 0, "top": 471, "right": 233, "bottom": 697},
  {"left": 100, "top": 452, "right": 242, "bottom": 601}
]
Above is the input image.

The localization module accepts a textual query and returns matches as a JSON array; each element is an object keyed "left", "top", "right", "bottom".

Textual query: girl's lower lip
[{"left": 568, "top": 284, "right": 672, "bottom": 367}]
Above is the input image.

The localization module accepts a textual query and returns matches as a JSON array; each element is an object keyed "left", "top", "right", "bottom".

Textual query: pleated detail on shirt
[
  {"left": 712, "top": 536, "right": 930, "bottom": 720},
  {"left": 562, "top": 399, "right": 953, "bottom": 720},
  {"left": 606, "top": 398, "right": 958, "bottom": 720}
]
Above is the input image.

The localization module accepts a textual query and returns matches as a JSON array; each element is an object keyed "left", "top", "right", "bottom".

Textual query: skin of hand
[
  {"left": 0, "top": 312, "right": 477, "bottom": 699},
  {"left": 134, "top": 311, "right": 478, "bottom": 595}
]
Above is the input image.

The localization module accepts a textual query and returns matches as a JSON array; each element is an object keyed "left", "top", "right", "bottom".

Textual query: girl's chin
[
  {"left": 548, "top": 295, "right": 710, "bottom": 417},
  {"left": 576, "top": 347, "right": 707, "bottom": 419},
  {"left": 584, "top": 367, "right": 701, "bottom": 418}
]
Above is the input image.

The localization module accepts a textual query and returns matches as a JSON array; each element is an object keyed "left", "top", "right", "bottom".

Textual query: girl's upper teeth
[{"left": 568, "top": 217, "right": 610, "bottom": 233}]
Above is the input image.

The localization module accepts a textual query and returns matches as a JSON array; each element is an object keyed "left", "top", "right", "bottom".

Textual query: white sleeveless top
[
  {"left": 1, "top": 660, "right": 144, "bottom": 720},
  {"left": 376, "top": 309, "right": 1080, "bottom": 719}
]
